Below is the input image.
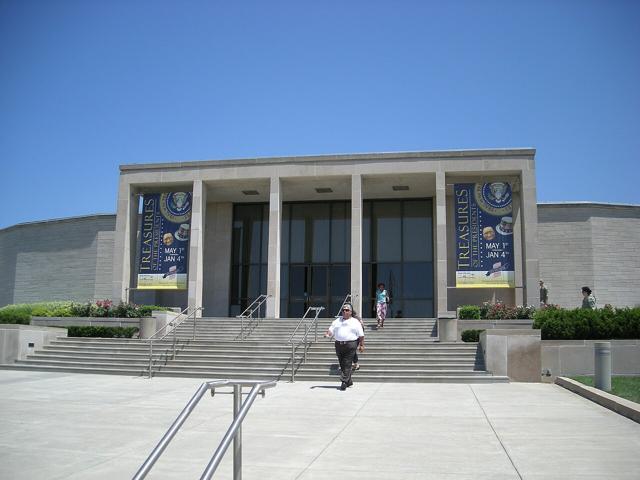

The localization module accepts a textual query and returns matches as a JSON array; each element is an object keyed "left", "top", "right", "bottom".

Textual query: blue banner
[
  {"left": 137, "top": 192, "right": 192, "bottom": 290},
  {"left": 454, "top": 183, "right": 515, "bottom": 288}
]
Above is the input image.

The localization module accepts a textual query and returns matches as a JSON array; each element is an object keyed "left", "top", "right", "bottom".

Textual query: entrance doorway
[{"left": 280, "top": 201, "right": 351, "bottom": 317}]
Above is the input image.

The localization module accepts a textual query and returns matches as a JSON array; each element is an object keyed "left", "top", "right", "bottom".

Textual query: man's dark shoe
[
  {"left": 346, "top": 379, "right": 353, "bottom": 388},
  {"left": 339, "top": 382, "right": 347, "bottom": 391}
]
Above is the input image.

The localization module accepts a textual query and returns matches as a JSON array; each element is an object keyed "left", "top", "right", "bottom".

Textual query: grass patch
[{"left": 571, "top": 376, "right": 640, "bottom": 404}]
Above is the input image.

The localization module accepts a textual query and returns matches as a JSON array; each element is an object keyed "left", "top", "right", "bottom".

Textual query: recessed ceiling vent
[
  {"left": 315, "top": 188, "right": 333, "bottom": 193},
  {"left": 392, "top": 185, "right": 409, "bottom": 191},
  {"left": 242, "top": 190, "right": 260, "bottom": 196}
]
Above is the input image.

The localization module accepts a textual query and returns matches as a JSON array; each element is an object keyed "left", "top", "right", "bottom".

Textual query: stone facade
[
  {"left": 0, "top": 215, "right": 115, "bottom": 307},
  {"left": 1, "top": 151, "right": 638, "bottom": 313},
  {"left": 537, "top": 203, "right": 640, "bottom": 308}
]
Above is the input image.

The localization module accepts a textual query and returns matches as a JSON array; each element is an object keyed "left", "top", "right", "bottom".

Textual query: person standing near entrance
[
  {"left": 539, "top": 280, "right": 549, "bottom": 306},
  {"left": 375, "top": 283, "right": 390, "bottom": 329},
  {"left": 324, "top": 303, "right": 365, "bottom": 391}
]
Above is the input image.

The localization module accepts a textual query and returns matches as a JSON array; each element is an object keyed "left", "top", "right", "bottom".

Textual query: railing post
[
  {"left": 193, "top": 311, "right": 196, "bottom": 340},
  {"left": 291, "top": 343, "right": 295, "bottom": 382},
  {"left": 172, "top": 323, "right": 177, "bottom": 360},
  {"left": 148, "top": 341, "right": 153, "bottom": 379},
  {"left": 233, "top": 384, "right": 242, "bottom": 480}
]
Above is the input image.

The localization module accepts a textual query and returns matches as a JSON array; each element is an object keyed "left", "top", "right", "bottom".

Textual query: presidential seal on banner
[
  {"left": 474, "top": 182, "right": 512, "bottom": 216},
  {"left": 160, "top": 192, "right": 192, "bottom": 224}
]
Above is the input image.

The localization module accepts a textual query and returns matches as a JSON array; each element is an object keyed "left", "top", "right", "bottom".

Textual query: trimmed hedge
[
  {"left": 0, "top": 308, "right": 31, "bottom": 324},
  {"left": 461, "top": 329, "right": 484, "bottom": 342},
  {"left": 532, "top": 306, "right": 640, "bottom": 340},
  {"left": 0, "top": 301, "right": 171, "bottom": 324},
  {"left": 458, "top": 306, "right": 481, "bottom": 320},
  {"left": 458, "top": 303, "right": 536, "bottom": 320},
  {"left": 67, "top": 326, "right": 139, "bottom": 338}
]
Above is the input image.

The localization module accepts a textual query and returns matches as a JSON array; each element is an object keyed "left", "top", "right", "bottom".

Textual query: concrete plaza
[{"left": 0, "top": 371, "right": 638, "bottom": 479}]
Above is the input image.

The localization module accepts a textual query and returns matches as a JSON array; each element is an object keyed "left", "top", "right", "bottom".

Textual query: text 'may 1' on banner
[
  {"left": 137, "top": 192, "right": 192, "bottom": 290},
  {"left": 454, "top": 183, "right": 515, "bottom": 288}
]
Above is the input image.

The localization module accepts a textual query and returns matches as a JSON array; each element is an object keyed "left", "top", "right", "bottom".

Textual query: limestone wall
[
  {"left": 0, "top": 215, "right": 115, "bottom": 307},
  {"left": 537, "top": 203, "right": 640, "bottom": 308}
]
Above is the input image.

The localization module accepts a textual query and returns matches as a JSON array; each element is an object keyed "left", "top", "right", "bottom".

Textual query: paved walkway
[{"left": 0, "top": 370, "right": 639, "bottom": 479}]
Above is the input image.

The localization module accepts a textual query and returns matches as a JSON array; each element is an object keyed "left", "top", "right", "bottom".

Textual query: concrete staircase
[{"left": 2, "top": 317, "right": 508, "bottom": 383}]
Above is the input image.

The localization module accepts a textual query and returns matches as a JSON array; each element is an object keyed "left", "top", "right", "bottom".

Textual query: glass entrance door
[
  {"left": 281, "top": 201, "right": 351, "bottom": 318},
  {"left": 287, "top": 264, "right": 351, "bottom": 318}
]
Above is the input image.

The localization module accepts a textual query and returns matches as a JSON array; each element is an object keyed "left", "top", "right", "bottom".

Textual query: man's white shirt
[{"left": 328, "top": 316, "right": 364, "bottom": 341}]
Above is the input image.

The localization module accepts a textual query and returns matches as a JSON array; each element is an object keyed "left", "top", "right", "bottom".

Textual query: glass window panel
[
  {"left": 245, "top": 265, "right": 261, "bottom": 299},
  {"left": 403, "top": 262, "right": 433, "bottom": 299},
  {"left": 311, "top": 204, "right": 330, "bottom": 263},
  {"left": 361, "top": 263, "right": 372, "bottom": 317},
  {"left": 230, "top": 266, "right": 241, "bottom": 301},
  {"left": 261, "top": 204, "right": 269, "bottom": 263},
  {"left": 330, "top": 265, "right": 350, "bottom": 301},
  {"left": 375, "top": 263, "right": 402, "bottom": 302},
  {"left": 362, "top": 202, "right": 371, "bottom": 262},
  {"left": 281, "top": 204, "right": 290, "bottom": 263},
  {"left": 403, "top": 200, "right": 433, "bottom": 262},
  {"left": 330, "top": 202, "right": 350, "bottom": 263},
  {"left": 229, "top": 304, "right": 241, "bottom": 316},
  {"left": 309, "top": 297, "right": 328, "bottom": 314},
  {"left": 288, "top": 301, "right": 306, "bottom": 318},
  {"left": 280, "top": 264, "right": 289, "bottom": 300},
  {"left": 403, "top": 300, "right": 434, "bottom": 318},
  {"left": 289, "top": 205, "right": 306, "bottom": 263},
  {"left": 249, "top": 216, "right": 262, "bottom": 263},
  {"left": 259, "top": 263, "right": 267, "bottom": 295},
  {"left": 280, "top": 299, "right": 287, "bottom": 318},
  {"left": 386, "top": 300, "right": 402, "bottom": 319},
  {"left": 289, "top": 266, "right": 307, "bottom": 298},
  {"left": 311, "top": 266, "right": 327, "bottom": 297},
  {"left": 374, "top": 202, "right": 401, "bottom": 262},
  {"left": 232, "top": 224, "right": 243, "bottom": 264}
]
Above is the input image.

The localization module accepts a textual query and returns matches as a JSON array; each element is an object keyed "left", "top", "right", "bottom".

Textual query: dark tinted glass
[
  {"left": 403, "top": 300, "right": 433, "bottom": 318},
  {"left": 289, "top": 266, "right": 307, "bottom": 298},
  {"left": 362, "top": 202, "right": 371, "bottom": 262},
  {"left": 403, "top": 262, "right": 433, "bottom": 298},
  {"left": 373, "top": 201, "right": 401, "bottom": 262},
  {"left": 311, "top": 266, "right": 327, "bottom": 296},
  {"left": 375, "top": 263, "right": 402, "bottom": 300},
  {"left": 403, "top": 200, "right": 433, "bottom": 261},
  {"left": 280, "top": 204, "right": 290, "bottom": 262},
  {"left": 330, "top": 202, "right": 350, "bottom": 262},
  {"left": 330, "top": 265, "right": 350, "bottom": 300}
]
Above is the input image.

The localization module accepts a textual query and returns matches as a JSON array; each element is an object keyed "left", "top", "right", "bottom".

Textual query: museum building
[{"left": 2, "top": 149, "right": 639, "bottom": 315}]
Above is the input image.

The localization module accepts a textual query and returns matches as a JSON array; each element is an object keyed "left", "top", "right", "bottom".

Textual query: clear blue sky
[{"left": 2, "top": 0, "right": 639, "bottom": 229}]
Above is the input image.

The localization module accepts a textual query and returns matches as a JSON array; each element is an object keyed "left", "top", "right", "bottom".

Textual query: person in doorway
[
  {"left": 539, "top": 280, "right": 549, "bottom": 306},
  {"left": 581, "top": 286, "right": 597, "bottom": 309},
  {"left": 324, "top": 303, "right": 365, "bottom": 390},
  {"left": 374, "top": 282, "right": 390, "bottom": 329}
]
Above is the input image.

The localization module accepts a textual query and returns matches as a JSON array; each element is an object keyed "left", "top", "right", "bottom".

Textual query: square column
[
  {"left": 350, "top": 174, "right": 363, "bottom": 315},
  {"left": 112, "top": 178, "right": 138, "bottom": 303},
  {"left": 520, "top": 168, "right": 540, "bottom": 306},
  {"left": 266, "top": 176, "right": 282, "bottom": 318},
  {"left": 187, "top": 180, "right": 207, "bottom": 316},
  {"left": 435, "top": 171, "right": 449, "bottom": 315}
]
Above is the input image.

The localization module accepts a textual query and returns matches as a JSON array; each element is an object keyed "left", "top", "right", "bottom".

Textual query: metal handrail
[
  {"left": 335, "top": 293, "right": 352, "bottom": 317},
  {"left": 132, "top": 379, "right": 276, "bottom": 480},
  {"left": 236, "top": 294, "right": 270, "bottom": 340},
  {"left": 288, "top": 306, "right": 325, "bottom": 382},
  {"left": 146, "top": 306, "right": 203, "bottom": 378}
]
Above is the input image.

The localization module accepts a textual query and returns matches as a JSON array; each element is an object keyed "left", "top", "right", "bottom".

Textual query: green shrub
[
  {"left": 67, "top": 326, "right": 139, "bottom": 338},
  {"left": 461, "top": 329, "right": 484, "bottom": 342},
  {"left": 1, "top": 300, "right": 173, "bottom": 321},
  {"left": 533, "top": 306, "right": 640, "bottom": 340},
  {"left": 0, "top": 308, "right": 31, "bottom": 324},
  {"left": 458, "top": 306, "right": 481, "bottom": 319}
]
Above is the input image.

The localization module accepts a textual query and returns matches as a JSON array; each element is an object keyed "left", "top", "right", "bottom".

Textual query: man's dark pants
[{"left": 335, "top": 340, "right": 358, "bottom": 384}]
